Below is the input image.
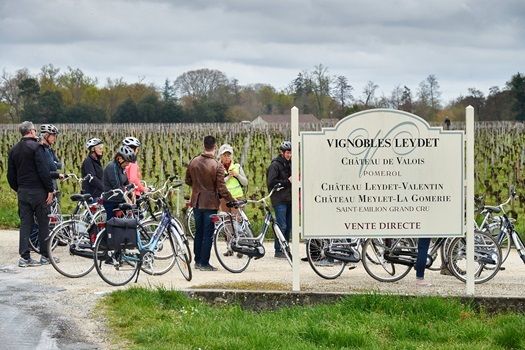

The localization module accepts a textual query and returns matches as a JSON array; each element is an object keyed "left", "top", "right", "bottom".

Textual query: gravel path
[{"left": 1, "top": 229, "right": 524, "bottom": 349}]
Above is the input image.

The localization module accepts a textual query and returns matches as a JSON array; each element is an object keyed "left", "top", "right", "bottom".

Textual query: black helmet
[
  {"left": 279, "top": 140, "right": 292, "bottom": 151},
  {"left": 116, "top": 145, "right": 136, "bottom": 163}
]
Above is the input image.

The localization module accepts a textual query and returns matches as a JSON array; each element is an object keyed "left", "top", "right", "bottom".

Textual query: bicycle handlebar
[{"left": 63, "top": 173, "right": 93, "bottom": 183}]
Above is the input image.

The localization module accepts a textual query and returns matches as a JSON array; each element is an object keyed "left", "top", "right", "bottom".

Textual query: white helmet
[
  {"left": 117, "top": 145, "right": 137, "bottom": 163},
  {"left": 86, "top": 138, "right": 103, "bottom": 150},
  {"left": 40, "top": 124, "right": 59, "bottom": 135},
  {"left": 122, "top": 137, "right": 141, "bottom": 148}
]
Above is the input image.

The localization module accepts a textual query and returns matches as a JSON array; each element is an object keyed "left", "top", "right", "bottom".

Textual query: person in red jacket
[{"left": 122, "top": 137, "right": 147, "bottom": 196}]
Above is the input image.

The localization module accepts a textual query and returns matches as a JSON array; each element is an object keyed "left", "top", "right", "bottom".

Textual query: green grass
[{"left": 101, "top": 288, "right": 525, "bottom": 350}]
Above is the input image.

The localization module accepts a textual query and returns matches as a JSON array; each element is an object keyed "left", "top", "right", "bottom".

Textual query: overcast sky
[{"left": 1, "top": 0, "right": 524, "bottom": 103}]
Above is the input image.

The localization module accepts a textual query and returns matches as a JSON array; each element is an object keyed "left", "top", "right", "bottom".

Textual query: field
[{"left": 1, "top": 121, "right": 525, "bottom": 233}]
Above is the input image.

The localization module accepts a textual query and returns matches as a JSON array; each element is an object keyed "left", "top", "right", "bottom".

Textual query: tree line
[{"left": 0, "top": 63, "right": 524, "bottom": 123}]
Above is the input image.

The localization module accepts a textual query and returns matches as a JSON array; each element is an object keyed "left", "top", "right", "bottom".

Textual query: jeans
[
  {"left": 415, "top": 238, "right": 431, "bottom": 278},
  {"left": 273, "top": 202, "right": 291, "bottom": 253},
  {"left": 103, "top": 201, "right": 118, "bottom": 221},
  {"left": 18, "top": 188, "right": 49, "bottom": 259},
  {"left": 193, "top": 208, "right": 216, "bottom": 266}
]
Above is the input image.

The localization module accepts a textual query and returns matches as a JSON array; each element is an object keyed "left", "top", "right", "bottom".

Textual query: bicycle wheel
[
  {"left": 426, "top": 238, "right": 444, "bottom": 271},
  {"left": 171, "top": 229, "right": 192, "bottom": 281},
  {"left": 47, "top": 220, "right": 95, "bottom": 278},
  {"left": 307, "top": 239, "right": 346, "bottom": 279},
  {"left": 213, "top": 223, "right": 251, "bottom": 273},
  {"left": 186, "top": 208, "right": 195, "bottom": 239},
  {"left": 361, "top": 238, "right": 412, "bottom": 282},
  {"left": 93, "top": 230, "right": 140, "bottom": 286},
  {"left": 139, "top": 225, "right": 177, "bottom": 276},
  {"left": 448, "top": 231, "right": 501, "bottom": 284},
  {"left": 172, "top": 217, "right": 192, "bottom": 263},
  {"left": 29, "top": 220, "right": 61, "bottom": 254}
]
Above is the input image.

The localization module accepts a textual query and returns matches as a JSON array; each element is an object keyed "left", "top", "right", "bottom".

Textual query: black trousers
[{"left": 18, "top": 188, "right": 49, "bottom": 259}]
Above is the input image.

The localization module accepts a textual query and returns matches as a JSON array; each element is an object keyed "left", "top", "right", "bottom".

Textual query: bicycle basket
[{"left": 106, "top": 217, "right": 138, "bottom": 250}]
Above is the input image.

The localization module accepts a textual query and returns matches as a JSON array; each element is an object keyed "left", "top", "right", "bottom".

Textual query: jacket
[
  {"left": 7, "top": 137, "right": 54, "bottom": 193},
  {"left": 185, "top": 153, "right": 234, "bottom": 210},
  {"left": 81, "top": 154, "right": 104, "bottom": 199},
  {"left": 43, "top": 145, "right": 61, "bottom": 190},
  {"left": 223, "top": 162, "right": 248, "bottom": 199},
  {"left": 266, "top": 155, "right": 292, "bottom": 206},
  {"left": 125, "top": 162, "right": 146, "bottom": 196},
  {"left": 102, "top": 160, "right": 129, "bottom": 203}
]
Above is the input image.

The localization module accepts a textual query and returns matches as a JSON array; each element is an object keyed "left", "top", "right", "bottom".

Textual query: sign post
[{"left": 291, "top": 107, "right": 301, "bottom": 291}]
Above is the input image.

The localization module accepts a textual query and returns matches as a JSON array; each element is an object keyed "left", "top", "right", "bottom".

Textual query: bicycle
[
  {"left": 306, "top": 238, "right": 361, "bottom": 279},
  {"left": 93, "top": 182, "right": 192, "bottom": 286},
  {"left": 137, "top": 179, "right": 193, "bottom": 277},
  {"left": 47, "top": 182, "right": 107, "bottom": 278},
  {"left": 185, "top": 205, "right": 196, "bottom": 240},
  {"left": 361, "top": 231, "right": 502, "bottom": 284},
  {"left": 212, "top": 184, "right": 292, "bottom": 273},
  {"left": 30, "top": 174, "right": 97, "bottom": 254},
  {"left": 477, "top": 189, "right": 525, "bottom": 265}
]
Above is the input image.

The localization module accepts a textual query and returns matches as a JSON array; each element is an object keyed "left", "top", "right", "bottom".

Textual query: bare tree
[
  {"left": 362, "top": 80, "right": 379, "bottom": 107},
  {"left": 332, "top": 75, "right": 353, "bottom": 115},
  {"left": 0, "top": 68, "right": 30, "bottom": 123},
  {"left": 306, "top": 64, "right": 332, "bottom": 118},
  {"left": 389, "top": 85, "right": 403, "bottom": 109},
  {"left": 174, "top": 68, "right": 229, "bottom": 101}
]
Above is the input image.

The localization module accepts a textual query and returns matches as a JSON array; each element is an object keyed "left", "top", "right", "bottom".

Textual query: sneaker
[
  {"left": 194, "top": 262, "right": 202, "bottom": 269},
  {"left": 300, "top": 257, "right": 308, "bottom": 262},
  {"left": 440, "top": 267, "right": 452, "bottom": 276},
  {"left": 18, "top": 257, "right": 41, "bottom": 267},
  {"left": 199, "top": 264, "right": 218, "bottom": 271},
  {"left": 416, "top": 279, "right": 432, "bottom": 287},
  {"left": 274, "top": 251, "right": 286, "bottom": 259},
  {"left": 316, "top": 259, "right": 334, "bottom": 267},
  {"left": 40, "top": 256, "right": 60, "bottom": 265}
]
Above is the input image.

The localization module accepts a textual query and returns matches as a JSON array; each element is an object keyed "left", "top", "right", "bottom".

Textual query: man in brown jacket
[{"left": 185, "top": 135, "right": 234, "bottom": 271}]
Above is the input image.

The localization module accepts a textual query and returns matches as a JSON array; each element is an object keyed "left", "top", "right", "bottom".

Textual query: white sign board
[{"left": 301, "top": 109, "right": 464, "bottom": 238}]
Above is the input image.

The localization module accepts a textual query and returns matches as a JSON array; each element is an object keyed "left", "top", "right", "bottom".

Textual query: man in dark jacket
[
  {"left": 185, "top": 135, "right": 234, "bottom": 271},
  {"left": 81, "top": 138, "right": 104, "bottom": 200},
  {"left": 266, "top": 141, "right": 292, "bottom": 258},
  {"left": 7, "top": 121, "right": 55, "bottom": 267}
]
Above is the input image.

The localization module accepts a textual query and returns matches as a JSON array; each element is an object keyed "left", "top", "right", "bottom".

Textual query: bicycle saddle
[
  {"left": 70, "top": 193, "right": 92, "bottom": 202},
  {"left": 482, "top": 206, "right": 501, "bottom": 213},
  {"left": 118, "top": 203, "right": 137, "bottom": 211}
]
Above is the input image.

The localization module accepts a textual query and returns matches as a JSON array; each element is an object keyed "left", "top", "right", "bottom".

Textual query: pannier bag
[{"left": 106, "top": 217, "right": 138, "bottom": 250}]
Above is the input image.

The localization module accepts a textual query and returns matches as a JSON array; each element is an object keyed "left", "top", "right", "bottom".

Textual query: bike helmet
[
  {"left": 86, "top": 138, "right": 103, "bottom": 150},
  {"left": 40, "top": 124, "right": 59, "bottom": 135},
  {"left": 122, "top": 136, "right": 141, "bottom": 148},
  {"left": 116, "top": 145, "right": 137, "bottom": 163},
  {"left": 279, "top": 140, "right": 292, "bottom": 151}
]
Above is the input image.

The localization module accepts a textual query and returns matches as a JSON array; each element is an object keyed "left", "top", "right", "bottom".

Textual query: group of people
[
  {"left": 7, "top": 121, "right": 294, "bottom": 275},
  {"left": 7, "top": 121, "right": 148, "bottom": 267},
  {"left": 185, "top": 136, "right": 292, "bottom": 270}
]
